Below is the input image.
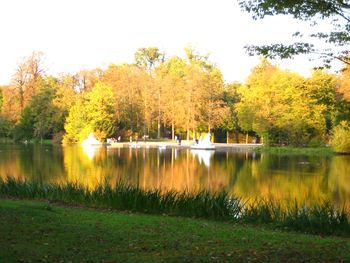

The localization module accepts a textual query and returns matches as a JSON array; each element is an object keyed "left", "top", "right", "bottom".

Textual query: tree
[
  {"left": 330, "top": 121, "right": 350, "bottom": 153},
  {"left": 238, "top": 0, "right": 350, "bottom": 66},
  {"left": 74, "top": 69, "right": 102, "bottom": 93},
  {"left": 156, "top": 57, "right": 187, "bottom": 139},
  {"left": 135, "top": 47, "right": 165, "bottom": 138},
  {"left": 0, "top": 86, "right": 3, "bottom": 111},
  {"left": 64, "top": 82, "right": 116, "bottom": 143},
  {"left": 183, "top": 63, "right": 205, "bottom": 140},
  {"left": 134, "top": 47, "right": 165, "bottom": 74},
  {"left": 199, "top": 67, "right": 227, "bottom": 133},
  {"left": 63, "top": 100, "right": 88, "bottom": 143},
  {"left": 236, "top": 59, "right": 326, "bottom": 146},
  {"left": 306, "top": 70, "right": 337, "bottom": 135},
  {"left": 85, "top": 82, "right": 116, "bottom": 140},
  {"left": 11, "top": 51, "right": 45, "bottom": 110},
  {"left": 338, "top": 65, "right": 350, "bottom": 101},
  {"left": 103, "top": 63, "right": 144, "bottom": 134},
  {"left": 14, "top": 83, "right": 62, "bottom": 141},
  {"left": 222, "top": 82, "right": 241, "bottom": 143}
]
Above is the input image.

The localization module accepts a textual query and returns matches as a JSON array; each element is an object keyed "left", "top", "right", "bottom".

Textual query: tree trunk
[
  {"left": 172, "top": 122, "right": 175, "bottom": 140},
  {"left": 226, "top": 131, "right": 229, "bottom": 144},
  {"left": 245, "top": 132, "right": 248, "bottom": 144},
  {"left": 157, "top": 91, "right": 161, "bottom": 139}
]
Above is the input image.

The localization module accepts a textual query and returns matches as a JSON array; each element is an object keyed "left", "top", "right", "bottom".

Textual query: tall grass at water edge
[{"left": 0, "top": 177, "right": 349, "bottom": 236}]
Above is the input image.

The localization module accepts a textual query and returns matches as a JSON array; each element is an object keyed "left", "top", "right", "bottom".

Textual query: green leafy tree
[
  {"left": 63, "top": 100, "right": 89, "bottom": 143},
  {"left": 236, "top": 59, "right": 326, "bottom": 146},
  {"left": 306, "top": 70, "right": 337, "bottom": 135},
  {"left": 238, "top": 0, "right": 350, "bottom": 66},
  {"left": 14, "top": 84, "right": 62, "bottom": 141},
  {"left": 64, "top": 82, "right": 116, "bottom": 143},
  {"left": 85, "top": 82, "right": 116, "bottom": 140},
  {"left": 330, "top": 121, "right": 350, "bottom": 153}
]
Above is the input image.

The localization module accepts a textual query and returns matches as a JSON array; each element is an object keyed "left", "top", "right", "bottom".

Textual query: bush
[{"left": 330, "top": 121, "right": 350, "bottom": 153}]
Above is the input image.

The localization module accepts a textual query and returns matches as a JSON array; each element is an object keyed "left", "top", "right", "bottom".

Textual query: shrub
[{"left": 330, "top": 121, "right": 350, "bottom": 153}]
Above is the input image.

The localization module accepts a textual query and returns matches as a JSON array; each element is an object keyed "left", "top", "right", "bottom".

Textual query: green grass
[
  {"left": 0, "top": 177, "right": 349, "bottom": 236},
  {"left": 256, "top": 146, "right": 334, "bottom": 156},
  {"left": 29, "top": 139, "right": 53, "bottom": 145},
  {"left": 0, "top": 199, "right": 349, "bottom": 263}
]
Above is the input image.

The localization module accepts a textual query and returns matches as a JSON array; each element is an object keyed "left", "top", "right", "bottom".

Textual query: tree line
[{"left": 0, "top": 47, "right": 350, "bottom": 147}]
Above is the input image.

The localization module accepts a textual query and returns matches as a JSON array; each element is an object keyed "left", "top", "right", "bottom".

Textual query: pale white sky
[{"left": 0, "top": 0, "right": 326, "bottom": 85}]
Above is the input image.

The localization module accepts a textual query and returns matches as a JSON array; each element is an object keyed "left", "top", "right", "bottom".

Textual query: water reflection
[
  {"left": 190, "top": 149, "right": 214, "bottom": 167},
  {"left": 1, "top": 144, "right": 350, "bottom": 208},
  {"left": 81, "top": 144, "right": 100, "bottom": 160}
]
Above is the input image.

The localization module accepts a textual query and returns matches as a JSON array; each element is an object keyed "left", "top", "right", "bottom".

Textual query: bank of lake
[{"left": 1, "top": 198, "right": 349, "bottom": 263}]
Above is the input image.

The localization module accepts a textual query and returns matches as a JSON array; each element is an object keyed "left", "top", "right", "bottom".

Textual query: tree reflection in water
[{"left": 0, "top": 144, "right": 349, "bottom": 209}]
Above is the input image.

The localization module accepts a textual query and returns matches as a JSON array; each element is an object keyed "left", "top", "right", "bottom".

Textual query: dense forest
[{"left": 1, "top": 47, "right": 350, "bottom": 147}]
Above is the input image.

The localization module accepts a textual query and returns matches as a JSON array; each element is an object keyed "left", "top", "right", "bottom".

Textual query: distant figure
[
  {"left": 175, "top": 135, "right": 177, "bottom": 142},
  {"left": 178, "top": 135, "right": 181, "bottom": 145},
  {"left": 129, "top": 136, "right": 132, "bottom": 142},
  {"left": 118, "top": 136, "right": 121, "bottom": 142}
]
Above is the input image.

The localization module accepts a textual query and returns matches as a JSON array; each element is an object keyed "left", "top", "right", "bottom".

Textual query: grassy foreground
[
  {"left": 1, "top": 177, "right": 349, "bottom": 236},
  {"left": 1, "top": 199, "right": 350, "bottom": 263}
]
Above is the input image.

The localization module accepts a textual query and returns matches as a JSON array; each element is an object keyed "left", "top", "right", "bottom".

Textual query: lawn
[{"left": 0, "top": 199, "right": 349, "bottom": 262}]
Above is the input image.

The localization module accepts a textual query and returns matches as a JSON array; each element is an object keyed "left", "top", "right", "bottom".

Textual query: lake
[{"left": 1, "top": 143, "right": 349, "bottom": 208}]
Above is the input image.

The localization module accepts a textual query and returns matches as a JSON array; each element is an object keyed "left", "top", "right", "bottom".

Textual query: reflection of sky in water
[{"left": 190, "top": 149, "right": 214, "bottom": 167}]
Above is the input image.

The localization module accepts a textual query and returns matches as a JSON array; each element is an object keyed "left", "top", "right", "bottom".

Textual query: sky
[{"left": 0, "top": 0, "right": 327, "bottom": 85}]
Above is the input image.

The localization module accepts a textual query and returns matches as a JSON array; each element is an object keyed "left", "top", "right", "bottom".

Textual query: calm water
[{"left": 1, "top": 144, "right": 350, "bottom": 207}]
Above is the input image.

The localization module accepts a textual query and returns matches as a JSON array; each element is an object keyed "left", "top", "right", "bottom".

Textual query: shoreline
[{"left": 108, "top": 140, "right": 263, "bottom": 150}]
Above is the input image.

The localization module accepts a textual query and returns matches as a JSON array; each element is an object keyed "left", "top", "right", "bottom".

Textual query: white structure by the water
[
  {"left": 190, "top": 133, "right": 215, "bottom": 150},
  {"left": 82, "top": 133, "right": 102, "bottom": 146}
]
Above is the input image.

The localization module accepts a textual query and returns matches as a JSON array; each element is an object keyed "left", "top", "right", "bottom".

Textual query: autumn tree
[
  {"left": 102, "top": 63, "right": 154, "bottom": 137},
  {"left": 199, "top": 67, "right": 228, "bottom": 133},
  {"left": 156, "top": 57, "right": 187, "bottom": 139},
  {"left": 0, "top": 86, "right": 3, "bottom": 111},
  {"left": 64, "top": 82, "right": 116, "bottom": 143},
  {"left": 12, "top": 51, "right": 45, "bottom": 110},
  {"left": 222, "top": 82, "right": 241, "bottom": 143},
  {"left": 338, "top": 65, "right": 350, "bottom": 101},
  {"left": 333, "top": 64, "right": 350, "bottom": 125},
  {"left": 74, "top": 69, "right": 102, "bottom": 93},
  {"left": 306, "top": 70, "right": 337, "bottom": 136},
  {"left": 182, "top": 47, "right": 216, "bottom": 140},
  {"left": 135, "top": 47, "right": 165, "bottom": 138},
  {"left": 236, "top": 59, "right": 326, "bottom": 146},
  {"left": 0, "top": 86, "right": 12, "bottom": 138}
]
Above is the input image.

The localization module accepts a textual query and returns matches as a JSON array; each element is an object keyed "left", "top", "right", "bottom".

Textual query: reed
[{"left": 0, "top": 177, "right": 349, "bottom": 236}]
